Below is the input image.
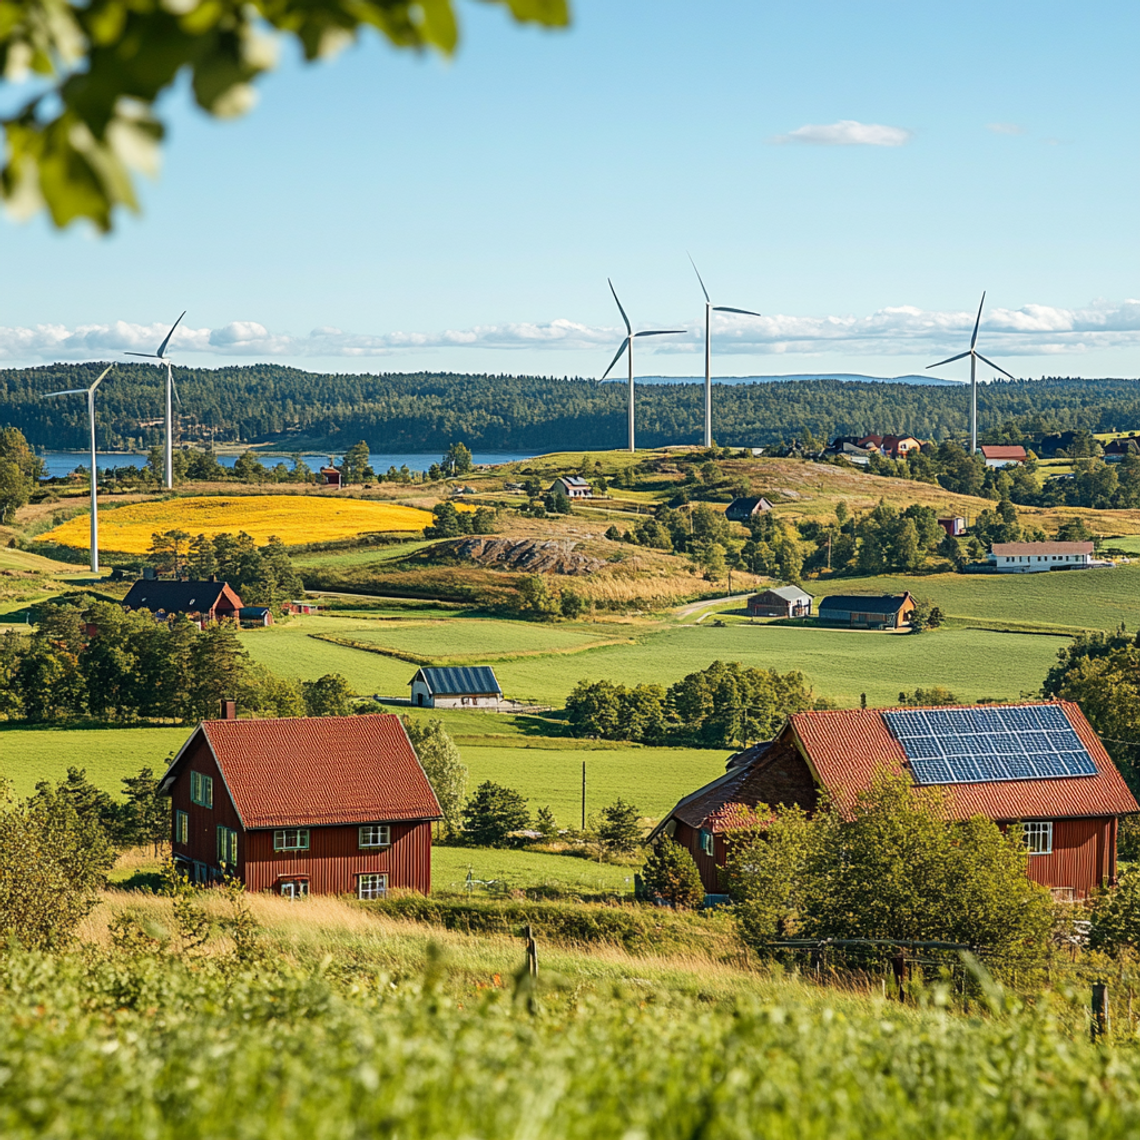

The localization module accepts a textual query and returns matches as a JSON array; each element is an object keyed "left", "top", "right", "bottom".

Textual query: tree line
[{"left": 5, "top": 363, "right": 1140, "bottom": 451}]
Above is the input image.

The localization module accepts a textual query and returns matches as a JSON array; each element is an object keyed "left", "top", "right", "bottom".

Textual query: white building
[
  {"left": 549, "top": 476, "right": 592, "bottom": 499},
  {"left": 989, "top": 541, "right": 1094, "bottom": 573},
  {"left": 409, "top": 666, "right": 503, "bottom": 709},
  {"left": 979, "top": 445, "right": 1028, "bottom": 468}
]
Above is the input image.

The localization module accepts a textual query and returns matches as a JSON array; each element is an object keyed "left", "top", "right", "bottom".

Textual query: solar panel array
[{"left": 883, "top": 705, "right": 1098, "bottom": 785}]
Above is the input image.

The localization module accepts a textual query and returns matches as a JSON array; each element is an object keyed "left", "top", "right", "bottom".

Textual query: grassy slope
[
  {"left": 0, "top": 725, "right": 190, "bottom": 799},
  {"left": 431, "top": 845, "right": 635, "bottom": 893}
]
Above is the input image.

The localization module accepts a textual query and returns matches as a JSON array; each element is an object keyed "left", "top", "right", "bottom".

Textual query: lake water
[{"left": 36, "top": 450, "right": 545, "bottom": 479}]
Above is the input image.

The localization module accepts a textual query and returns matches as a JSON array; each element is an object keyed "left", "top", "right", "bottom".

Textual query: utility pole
[{"left": 581, "top": 760, "right": 586, "bottom": 831}]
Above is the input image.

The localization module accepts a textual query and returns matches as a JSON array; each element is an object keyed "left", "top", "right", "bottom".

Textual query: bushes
[
  {"left": 640, "top": 840, "right": 705, "bottom": 909},
  {"left": 462, "top": 781, "right": 531, "bottom": 847}
]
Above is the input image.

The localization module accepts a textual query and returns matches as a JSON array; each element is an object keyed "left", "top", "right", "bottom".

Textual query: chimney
[{"left": 220, "top": 699, "right": 237, "bottom": 721}]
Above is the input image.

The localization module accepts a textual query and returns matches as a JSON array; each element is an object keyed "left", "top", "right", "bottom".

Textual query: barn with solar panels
[
  {"left": 409, "top": 666, "right": 504, "bottom": 709},
  {"left": 652, "top": 701, "right": 1137, "bottom": 900}
]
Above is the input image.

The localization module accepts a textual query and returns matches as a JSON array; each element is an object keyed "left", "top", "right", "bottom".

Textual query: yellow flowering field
[{"left": 43, "top": 496, "right": 437, "bottom": 553}]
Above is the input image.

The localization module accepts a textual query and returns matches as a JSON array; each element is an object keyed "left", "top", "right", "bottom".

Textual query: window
[
  {"left": 359, "top": 824, "right": 391, "bottom": 849},
  {"left": 216, "top": 826, "right": 238, "bottom": 867},
  {"left": 273, "top": 828, "right": 310, "bottom": 852},
  {"left": 357, "top": 873, "right": 388, "bottom": 900},
  {"left": 190, "top": 770, "right": 213, "bottom": 808},
  {"left": 175, "top": 810, "right": 189, "bottom": 845},
  {"left": 1023, "top": 820, "right": 1053, "bottom": 855},
  {"left": 700, "top": 829, "right": 715, "bottom": 857},
  {"left": 280, "top": 880, "right": 309, "bottom": 899}
]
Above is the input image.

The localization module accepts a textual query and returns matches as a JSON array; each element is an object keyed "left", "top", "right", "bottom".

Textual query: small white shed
[{"left": 410, "top": 666, "right": 504, "bottom": 709}]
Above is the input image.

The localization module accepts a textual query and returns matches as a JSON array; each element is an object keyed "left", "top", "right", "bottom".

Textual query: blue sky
[{"left": 2, "top": 0, "right": 1138, "bottom": 379}]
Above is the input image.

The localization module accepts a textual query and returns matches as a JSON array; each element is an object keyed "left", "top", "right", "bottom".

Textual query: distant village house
[
  {"left": 857, "top": 434, "right": 923, "bottom": 460},
  {"left": 989, "top": 541, "right": 1094, "bottom": 573},
  {"left": 409, "top": 666, "right": 503, "bottom": 709},
  {"left": 320, "top": 467, "right": 342, "bottom": 488},
  {"left": 159, "top": 711, "right": 441, "bottom": 896},
  {"left": 549, "top": 476, "right": 592, "bottom": 499},
  {"left": 817, "top": 592, "right": 915, "bottom": 630},
  {"left": 937, "top": 516, "right": 966, "bottom": 537},
  {"left": 725, "top": 496, "right": 774, "bottom": 523},
  {"left": 979, "top": 445, "right": 1028, "bottom": 468},
  {"left": 122, "top": 578, "right": 245, "bottom": 625},
  {"left": 653, "top": 701, "right": 1137, "bottom": 901},
  {"left": 747, "top": 586, "right": 813, "bottom": 619}
]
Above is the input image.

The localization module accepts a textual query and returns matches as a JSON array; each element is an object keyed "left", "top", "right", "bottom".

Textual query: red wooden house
[
  {"left": 158, "top": 712, "right": 442, "bottom": 898},
  {"left": 653, "top": 701, "right": 1137, "bottom": 901},
  {"left": 122, "top": 578, "right": 244, "bottom": 624}
]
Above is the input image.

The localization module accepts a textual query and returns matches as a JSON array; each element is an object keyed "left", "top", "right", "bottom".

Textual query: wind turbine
[
  {"left": 926, "top": 292, "right": 1013, "bottom": 455},
  {"left": 126, "top": 311, "right": 185, "bottom": 488},
  {"left": 43, "top": 365, "right": 114, "bottom": 574},
  {"left": 688, "top": 256, "right": 762, "bottom": 449},
  {"left": 600, "top": 280, "right": 685, "bottom": 453}
]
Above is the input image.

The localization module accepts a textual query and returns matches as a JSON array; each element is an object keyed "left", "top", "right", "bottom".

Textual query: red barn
[
  {"left": 158, "top": 712, "right": 441, "bottom": 898},
  {"left": 653, "top": 701, "right": 1137, "bottom": 902}
]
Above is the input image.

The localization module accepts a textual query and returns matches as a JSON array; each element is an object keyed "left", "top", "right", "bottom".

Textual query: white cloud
[
  {"left": 3, "top": 300, "right": 1140, "bottom": 368},
  {"left": 987, "top": 122, "right": 1027, "bottom": 135},
  {"left": 770, "top": 119, "right": 913, "bottom": 147}
]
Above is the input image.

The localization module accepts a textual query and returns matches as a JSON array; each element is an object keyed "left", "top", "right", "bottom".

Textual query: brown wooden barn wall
[
  {"left": 243, "top": 821, "right": 432, "bottom": 895},
  {"left": 170, "top": 735, "right": 243, "bottom": 869},
  {"left": 674, "top": 822, "right": 723, "bottom": 894},
  {"left": 1021, "top": 816, "right": 1115, "bottom": 900}
]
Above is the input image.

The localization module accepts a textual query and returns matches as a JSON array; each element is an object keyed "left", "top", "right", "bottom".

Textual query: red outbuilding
[
  {"left": 159, "top": 711, "right": 441, "bottom": 898},
  {"left": 653, "top": 701, "right": 1137, "bottom": 902}
]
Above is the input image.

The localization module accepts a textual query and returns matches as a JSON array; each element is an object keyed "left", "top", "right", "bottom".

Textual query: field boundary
[{"left": 309, "top": 631, "right": 635, "bottom": 667}]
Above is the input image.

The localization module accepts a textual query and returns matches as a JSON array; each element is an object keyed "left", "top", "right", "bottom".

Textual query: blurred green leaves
[{"left": 0, "top": 0, "right": 570, "bottom": 232}]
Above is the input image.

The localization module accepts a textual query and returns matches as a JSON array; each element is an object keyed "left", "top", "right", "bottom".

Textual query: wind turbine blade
[
  {"left": 974, "top": 352, "right": 1014, "bottom": 380},
  {"left": 607, "top": 279, "right": 632, "bottom": 335},
  {"left": 600, "top": 338, "right": 631, "bottom": 381},
  {"left": 687, "top": 253, "right": 710, "bottom": 303},
  {"left": 125, "top": 352, "right": 159, "bottom": 358},
  {"left": 926, "top": 351, "right": 971, "bottom": 369},
  {"left": 634, "top": 329, "right": 687, "bottom": 337},
  {"left": 970, "top": 292, "right": 985, "bottom": 349},
  {"left": 713, "top": 306, "right": 762, "bottom": 317},
  {"left": 90, "top": 365, "right": 114, "bottom": 392},
  {"left": 157, "top": 310, "right": 186, "bottom": 358},
  {"left": 43, "top": 389, "right": 87, "bottom": 397}
]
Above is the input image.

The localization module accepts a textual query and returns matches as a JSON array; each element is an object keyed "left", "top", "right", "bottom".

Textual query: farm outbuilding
[
  {"left": 159, "top": 712, "right": 441, "bottom": 897},
  {"left": 653, "top": 701, "right": 1138, "bottom": 901},
  {"left": 239, "top": 606, "right": 273, "bottom": 627},
  {"left": 725, "top": 497, "right": 774, "bottom": 523},
  {"left": 817, "top": 592, "right": 915, "bottom": 629},
  {"left": 989, "top": 541, "right": 1094, "bottom": 573},
  {"left": 980, "top": 445, "right": 1028, "bottom": 468},
  {"left": 747, "top": 586, "right": 813, "bottom": 619},
  {"left": 549, "top": 476, "right": 592, "bottom": 499},
  {"left": 320, "top": 467, "right": 342, "bottom": 488},
  {"left": 409, "top": 665, "right": 503, "bottom": 709},
  {"left": 937, "top": 516, "right": 966, "bottom": 537},
  {"left": 122, "top": 578, "right": 244, "bottom": 625}
]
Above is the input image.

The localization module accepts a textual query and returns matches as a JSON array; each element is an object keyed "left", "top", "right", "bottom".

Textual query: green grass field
[
  {"left": 810, "top": 563, "right": 1140, "bottom": 633},
  {"left": 340, "top": 618, "right": 630, "bottom": 659},
  {"left": 0, "top": 725, "right": 189, "bottom": 799},
  {"left": 431, "top": 845, "right": 634, "bottom": 893},
  {"left": 292, "top": 540, "right": 434, "bottom": 568}
]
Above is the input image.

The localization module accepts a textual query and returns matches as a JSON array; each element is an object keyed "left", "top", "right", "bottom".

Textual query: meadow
[{"left": 40, "top": 495, "right": 436, "bottom": 552}]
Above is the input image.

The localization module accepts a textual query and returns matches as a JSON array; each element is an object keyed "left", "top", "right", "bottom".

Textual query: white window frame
[
  {"left": 190, "top": 771, "right": 213, "bottom": 808},
  {"left": 700, "top": 829, "right": 715, "bottom": 857},
  {"left": 175, "top": 810, "right": 189, "bottom": 845},
  {"left": 359, "top": 824, "right": 392, "bottom": 849},
  {"left": 280, "top": 880, "right": 309, "bottom": 900},
  {"left": 357, "top": 873, "right": 389, "bottom": 900},
  {"left": 273, "top": 828, "right": 310, "bottom": 852},
  {"left": 1023, "top": 820, "right": 1053, "bottom": 856}
]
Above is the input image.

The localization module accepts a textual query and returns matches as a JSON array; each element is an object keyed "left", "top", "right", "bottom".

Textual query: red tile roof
[
  {"left": 176, "top": 714, "right": 442, "bottom": 828},
  {"left": 979, "top": 445, "right": 1027, "bottom": 460},
  {"left": 788, "top": 701, "right": 1137, "bottom": 820}
]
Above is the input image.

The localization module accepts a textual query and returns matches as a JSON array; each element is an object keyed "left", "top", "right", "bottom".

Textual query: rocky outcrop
[{"left": 443, "top": 537, "right": 603, "bottom": 575}]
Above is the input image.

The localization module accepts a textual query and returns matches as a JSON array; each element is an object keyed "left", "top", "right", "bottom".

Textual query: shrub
[
  {"left": 402, "top": 716, "right": 468, "bottom": 838},
  {"left": 463, "top": 781, "right": 530, "bottom": 847},
  {"left": 598, "top": 799, "right": 642, "bottom": 854},
  {"left": 302, "top": 672, "right": 354, "bottom": 717},
  {"left": 640, "top": 839, "right": 705, "bottom": 909},
  {"left": 1089, "top": 868, "right": 1140, "bottom": 954}
]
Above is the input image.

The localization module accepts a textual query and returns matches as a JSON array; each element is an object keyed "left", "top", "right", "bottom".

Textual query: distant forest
[{"left": 2, "top": 363, "right": 1139, "bottom": 452}]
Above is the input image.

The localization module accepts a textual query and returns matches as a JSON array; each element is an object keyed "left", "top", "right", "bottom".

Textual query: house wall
[
  {"left": 1019, "top": 816, "right": 1114, "bottom": 899},
  {"left": 244, "top": 820, "right": 432, "bottom": 895},
  {"left": 993, "top": 552, "right": 1092, "bottom": 573},
  {"left": 432, "top": 694, "right": 501, "bottom": 709},
  {"left": 169, "top": 734, "right": 243, "bottom": 878},
  {"left": 410, "top": 679, "right": 433, "bottom": 707},
  {"left": 674, "top": 821, "right": 722, "bottom": 894}
]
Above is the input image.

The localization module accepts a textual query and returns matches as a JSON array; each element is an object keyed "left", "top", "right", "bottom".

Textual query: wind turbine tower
[
  {"left": 43, "top": 364, "right": 114, "bottom": 574},
  {"left": 926, "top": 293, "right": 1012, "bottom": 454},
  {"left": 600, "top": 280, "right": 685, "bottom": 453},
  {"left": 688, "top": 256, "right": 761, "bottom": 449},
  {"left": 127, "top": 311, "right": 185, "bottom": 488}
]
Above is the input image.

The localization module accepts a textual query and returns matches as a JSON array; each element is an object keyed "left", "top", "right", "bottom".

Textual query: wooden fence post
[
  {"left": 525, "top": 924, "right": 539, "bottom": 978},
  {"left": 891, "top": 951, "right": 908, "bottom": 1001},
  {"left": 1092, "top": 983, "right": 1110, "bottom": 1042}
]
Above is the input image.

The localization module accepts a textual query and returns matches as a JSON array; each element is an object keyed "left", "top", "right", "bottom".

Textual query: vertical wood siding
[
  {"left": 244, "top": 821, "right": 432, "bottom": 895},
  {"left": 675, "top": 822, "right": 722, "bottom": 893},
  {"left": 169, "top": 734, "right": 243, "bottom": 871},
  {"left": 1024, "top": 817, "right": 1112, "bottom": 899}
]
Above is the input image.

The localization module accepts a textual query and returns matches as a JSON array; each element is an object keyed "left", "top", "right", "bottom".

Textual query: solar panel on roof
[{"left": 883, "top": 705, "right": 1098, "bottom": 785}]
